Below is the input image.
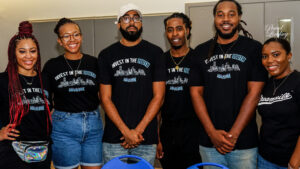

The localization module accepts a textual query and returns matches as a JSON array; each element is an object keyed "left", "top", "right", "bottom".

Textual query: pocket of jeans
[{"left": 51, "top": 111, "right": 70, "bottom": 122}]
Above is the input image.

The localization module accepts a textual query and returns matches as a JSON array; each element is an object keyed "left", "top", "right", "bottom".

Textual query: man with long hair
[{"left": 190, "top": 0, "right": 268, "bottom": 168}]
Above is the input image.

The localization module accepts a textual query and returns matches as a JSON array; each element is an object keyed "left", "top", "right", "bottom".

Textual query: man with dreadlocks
[{"left": 190, "top": 0, "right": 268, "bottom": 169}]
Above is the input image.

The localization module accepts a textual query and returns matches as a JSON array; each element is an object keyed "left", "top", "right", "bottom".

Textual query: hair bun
[{"left": 18, "top": 21, "right": 33, "bottom": 35}]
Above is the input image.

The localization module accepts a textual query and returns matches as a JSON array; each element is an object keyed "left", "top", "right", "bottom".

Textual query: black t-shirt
[
  {"left": 189, "top": 36, "right": 268, "bottom": 149},
  {"left": 160, "top": 49, "right": 200, "bottom": 152},
  {"left": 161, "top": 49, "right": 198, "bottom": 121},
  {"left": 98, "top": 40, "right": 166, "bottom": 144},
  {"left": 0, "top": 72, "right": 51, "bottom": 141},
  {"left": 42, "top": 54, "right": 99, "bottom": 112},
  {"left": 258, "top": 71, "right": 300, "bottom": 167}
]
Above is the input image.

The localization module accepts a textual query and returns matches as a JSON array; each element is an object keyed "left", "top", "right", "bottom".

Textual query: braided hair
[
  {"left": 164, "top": 12, "right": 192, "bottom": 40},
  {"left": 6, "top": 21, "right": 52, "bottom": 135},
  {"left": 208, "top": 0, "right": 253, "bottom": 58}
]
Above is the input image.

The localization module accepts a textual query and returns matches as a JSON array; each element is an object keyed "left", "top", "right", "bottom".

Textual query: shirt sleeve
[
  {"left": 98, "top": 50, "right": 112, "bottom": 84},
  {"left": 152, "top": 48, "right": 166, "bottom": 82},
  {"left": 247, "top": 42, "right": 268, "bottom": 82},
  {"left": 42, "top": 60, "right": 54, "bottom": 110},
  {"left": 189, "top": 49, "right": 205, "bottom": 86}
]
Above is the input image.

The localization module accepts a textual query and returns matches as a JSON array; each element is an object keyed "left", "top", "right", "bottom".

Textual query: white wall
[{"left": 0, "top": 0, "right": 216, "bottom": 72}]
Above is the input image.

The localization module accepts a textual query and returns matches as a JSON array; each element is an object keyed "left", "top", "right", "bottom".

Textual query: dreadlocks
[{"left": 208, "top": 0, "right": 253, "bottom": 58}]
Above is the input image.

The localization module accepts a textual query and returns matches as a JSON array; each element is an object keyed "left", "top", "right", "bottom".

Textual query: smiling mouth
[
  {"left": 221, "top": 23, "right": 233, "bottom": 31},
  {"left": 23, "top": 60, "right": 33, "bottom": 65},
  {"left": 267, "top": 65, "right": 279, "bottom": 71},
  {"left": 68, "top": 44, "right": 78, "bottom": 49}
]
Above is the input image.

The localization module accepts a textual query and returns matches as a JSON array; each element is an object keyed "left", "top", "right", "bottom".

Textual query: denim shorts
[
  {"left": 199, "top": 145, "right": 257, "bottom": 169},
  {"left": 51, "top": 109, "right": 103, "bottom": 169},
  {"left": 102, "top": 142, "right": 157, "bottom": 166}
]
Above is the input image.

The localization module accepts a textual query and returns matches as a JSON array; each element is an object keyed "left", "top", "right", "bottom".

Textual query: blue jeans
[
  {"left": 258, "top": 154, "right": 287, "bottom": 169},
  {"left": 199, "top": 145, "right": 257, "bottom": 169},
  {"left": 103, "top": 142, "right": 157, "bottom": 166},
  {"left": 51, "top": 109, "right": 103, "bottom": 169}
]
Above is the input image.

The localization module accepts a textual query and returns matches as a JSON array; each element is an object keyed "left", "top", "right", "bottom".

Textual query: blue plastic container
[{"left": 102, "top": 155, "right": 154, "bottom": 169}]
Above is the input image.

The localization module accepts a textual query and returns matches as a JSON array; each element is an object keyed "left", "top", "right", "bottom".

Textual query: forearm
[
  {"left": 190, "top": 87, "right": 215, "bottom": 136},
  {"left": 157, "top": 112, "right": 162, "bottom": 142},
  {"left": 289, "top": 136, "right": 300, "bottom": 168},
  {"left": 136, "top": 94, "right": 164, "bottom": 134},
  {"left": 230, "top": 82, "right": 264, "bottom": 137},
  {"left": 101, "top": 97, "right": 130, "bottom": 135}
]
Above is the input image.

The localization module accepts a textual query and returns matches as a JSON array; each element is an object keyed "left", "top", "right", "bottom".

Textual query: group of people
[{"left": 0, "top": 0, "right": 299, "bottom": 169}]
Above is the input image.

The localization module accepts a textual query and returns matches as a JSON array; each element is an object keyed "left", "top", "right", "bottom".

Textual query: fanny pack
[{"left": 12, "top": 141, "right": 49, "bottom": 163}]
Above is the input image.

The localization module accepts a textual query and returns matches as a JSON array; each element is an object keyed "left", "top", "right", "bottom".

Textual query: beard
[
  {"left": 120, "top": 26, "right": 143, "bottom": 42},
  {"left": 215, "top": 24, "right": 238, "bottom": 39}
]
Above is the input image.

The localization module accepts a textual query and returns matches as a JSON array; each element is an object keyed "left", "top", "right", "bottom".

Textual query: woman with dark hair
[
  {"left": 0, "top": 21, "right": 52, "bottom": 169},
  {"left": 258, "top": 38, "right": 300, "bottom": 169},
  {"left": 42, "top": 18, "right": 103, "bottom": 169}
]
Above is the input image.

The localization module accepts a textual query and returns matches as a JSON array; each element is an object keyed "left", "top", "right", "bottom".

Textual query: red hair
[{"left": 6, "top": 21, "right": 52, "bottom": 135}]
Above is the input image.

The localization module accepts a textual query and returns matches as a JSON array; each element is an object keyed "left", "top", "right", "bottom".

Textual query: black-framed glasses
[
  {"left": 121, "top": 15, "right": 142, "bottom": 24},
  {"left": 60, "top": 33, "right": 81, "bottom": 42}
]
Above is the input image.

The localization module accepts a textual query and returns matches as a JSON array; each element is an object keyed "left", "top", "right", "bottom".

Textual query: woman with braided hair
[{"left": 0, "top": 21, "right": 52, "bottom": 168}]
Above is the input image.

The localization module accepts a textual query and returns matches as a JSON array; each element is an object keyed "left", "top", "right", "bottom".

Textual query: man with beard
[
  {"left": 189, "top": 0, "right": 267, "bottom": 169},
  {"left": 98, "top": 3, "right": 166, "bottom": 166},
  {"left": 156, "top": 13, "right": 202, "bottom": 169}
]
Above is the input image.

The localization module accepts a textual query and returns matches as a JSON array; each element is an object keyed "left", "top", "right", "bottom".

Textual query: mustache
[
  {"left": 220, "top": 22, "right": 233, "bottom": 26},
  {"left": 126, "top": 26, "right": 138, "bottom": 31}
]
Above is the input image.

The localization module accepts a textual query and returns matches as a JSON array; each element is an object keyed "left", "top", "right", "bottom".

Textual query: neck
[
  {"left": 217, "top": 32, "right": 239, "bottom": 44},
  {"left": 64, "top": 52, "right": 82, "bottom": 60},
  {"left": 18, "top": 69, "right": 37, "bottom": 77},
  {"left": 120, "top": 37, "right": 142, "bottom": 47},
  {"left": 170, "top": 45, "right": 189, "bottom": 57},
  {"left": 274, "top": 68, "right": 292, "bottom": 79}
]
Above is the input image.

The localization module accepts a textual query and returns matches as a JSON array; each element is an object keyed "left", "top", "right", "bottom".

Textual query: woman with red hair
[{"left": 0, "top": 21, "right": 52, "bottom": 169}]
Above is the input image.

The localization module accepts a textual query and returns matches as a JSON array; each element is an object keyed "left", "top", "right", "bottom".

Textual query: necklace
[
  {"left": 64, "top": 54, "right": 83, "bottom": 77},
  {"left": 272, "top": 72, "right": 292, "bottom": 96},
  {"left": 170, "top": 48, "right": 190, "bottom": 70},
  {"left": 21, "top": 75, "right": 34, "bottom": 85},
  {"left": 218, "top": 37, "right": 238, "bottom": 59}
]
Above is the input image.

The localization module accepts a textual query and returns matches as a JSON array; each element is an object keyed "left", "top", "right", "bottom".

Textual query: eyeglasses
[
  {"left": 121, "top": 16, "right": 142, "bottom": 24},
  {"left": 60, "top": 33, "right": 81, "bottom": 42}
]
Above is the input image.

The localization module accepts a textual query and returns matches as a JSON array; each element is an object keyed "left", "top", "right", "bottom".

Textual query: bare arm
[
  {"left": 289, "top": 136, "right": 300, "bottom": 169},
  {"left": 135, "top": 81, "right": 165, "bottom": 135},
  {"left": 100, "top": 84, "right": 143, "bottom": 147},
  {"left": 190, "top": 86, "right": 234, "bottom": 154},
  {"left": 227, "top": 81, "right": 265, "bottom": 143},
  {"left": 156, "top": 111, "right": 164, "bottom": 159}
]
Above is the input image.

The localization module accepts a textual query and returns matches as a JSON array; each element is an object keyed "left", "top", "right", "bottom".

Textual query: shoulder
[
  {"left": 195, "top": 39, "right": 214, "bottom": 52},
  {"left": 0, "top": 72, "right": 9, "bottom": 89},
  {"left": 83, "top": 54, "right": 97, "bottom": 61},
  {"left": 239, "top": 36, "right": 262, "bottom": 48},
  {"left": 0, "top": 72, "right": 8, "bottom": 81},
  {"left": 140, "top": 40, "right": 163, "bottom": 53},
  {"left": 98, "top": 42, "right": 121, "bottom": 56},
  {"left": 44, "top": 55, "right": 64, "bottom": 67},
  {"left": 292, "top": 70, "right": 300, "bottom": 83}
]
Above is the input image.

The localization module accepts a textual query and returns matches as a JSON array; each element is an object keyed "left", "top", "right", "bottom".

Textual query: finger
[
  {"left": 221, "top": 143, "right": 234, "bottom": 152},
  {"left": 8, "top": 132, "right": 19, "bottom": 138},
  {"left": 216, "top": 147, "right": 226, "bottom": 154},
  {"left": 10, "top": 129, "right": 20, "bottom": 134},
  {"left": 222, "top": 137, "right": 235, "bottom": 147},
  {"left": 120, "top": 136, "right": 124, "bottom": 141},
  {"left": 219, "top": 145, "right": 232, "bottom": 153}
]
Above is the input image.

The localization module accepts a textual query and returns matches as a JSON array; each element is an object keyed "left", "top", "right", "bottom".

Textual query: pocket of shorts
[{"left": 51, "top": 111, "right": 70, "bottom": 122}]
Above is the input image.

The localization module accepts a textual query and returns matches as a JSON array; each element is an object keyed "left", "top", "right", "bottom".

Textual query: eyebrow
[{"left": 18, "top": 47, "right": 37, "bottom": 50}]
